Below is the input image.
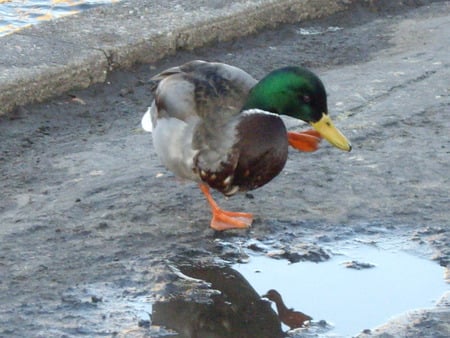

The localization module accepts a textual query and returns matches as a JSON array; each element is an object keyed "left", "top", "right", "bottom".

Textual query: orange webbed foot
[
  {"left": 199, "top": 184, "right": 253, "bottom": 231},
  {"left": 210, "top": 209, "right": 253, "bottom": 231},
  {"left": 287, "top": 130, "right": 322, "bottom": 152}
]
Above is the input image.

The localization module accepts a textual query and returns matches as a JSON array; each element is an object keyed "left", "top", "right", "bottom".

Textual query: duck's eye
[{"left": 302, "top": 95, "right": 311, "bottom": 104}]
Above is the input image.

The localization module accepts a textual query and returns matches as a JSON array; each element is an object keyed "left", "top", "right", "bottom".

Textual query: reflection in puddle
[
  {"left": 234, "top": 245, "right": 448, "bottom": 336},
  {"left": 262, "top": 289, "right": 312, "bottom": 330},
  {"left": 152, "top": 265, "right": 284, "bottom": 338},
  {"left": 62, "top": 245, "right": 447, "bottom": 337}
]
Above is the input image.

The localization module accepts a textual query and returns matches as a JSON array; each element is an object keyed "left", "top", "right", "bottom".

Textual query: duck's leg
[
  {"left": 287, "top": 130, "right": 322, "bottom": 152},
  {"left": 199, "top": 184, "right": 253, "bottom": 231}
]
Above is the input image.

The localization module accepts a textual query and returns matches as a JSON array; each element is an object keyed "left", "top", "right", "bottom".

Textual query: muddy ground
[{"left": 1, "top": 1, "right": 449, "bottom": 337}]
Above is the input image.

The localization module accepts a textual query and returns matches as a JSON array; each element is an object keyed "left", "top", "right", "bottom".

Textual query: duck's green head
[{"left": 244, "top": 66, "right": 351, "bottom": 151}]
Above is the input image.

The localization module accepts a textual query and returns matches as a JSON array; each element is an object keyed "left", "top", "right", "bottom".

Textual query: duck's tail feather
[{"left": 141, "top": 107, "right": 153, "bottom": 132}]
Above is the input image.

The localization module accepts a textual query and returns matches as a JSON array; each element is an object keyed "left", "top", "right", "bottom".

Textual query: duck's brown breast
[
  {"left": 230, "top": 112, "right": 288, "bottom": 193},
  {"left": 194, "top": 111, "right": 288, "bottom": 196}
]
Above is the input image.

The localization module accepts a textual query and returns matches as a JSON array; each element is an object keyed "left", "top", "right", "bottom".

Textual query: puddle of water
[
  {"left": 233, "top": 245, "right": 448, "bottom": 336},
  {"left": 0, "top": 0, "right": 119, "bottom": 37},
  {"left": 152, "top": 265, "right": 285, "bottom": 338},
  {"left": 54, "top": 246, "right": 447, "bottom": 337}
]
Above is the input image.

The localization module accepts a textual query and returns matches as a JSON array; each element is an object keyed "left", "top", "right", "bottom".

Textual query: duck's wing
[
  {"left": 152, "top": 60, "right": 257, "bottom": 163},
  {"left": 150, "top": 60, "right": 257, "bottom": 125},
  {"left": 149, "top": 61, "right": 259, "bottom": 181}
]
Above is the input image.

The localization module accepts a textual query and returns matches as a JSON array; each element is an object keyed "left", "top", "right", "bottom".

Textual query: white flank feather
[{"left": 141, "top": 107, "right": 153, "bottom": 132}]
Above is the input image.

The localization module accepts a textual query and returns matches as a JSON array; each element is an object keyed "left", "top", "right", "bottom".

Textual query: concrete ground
[
  {"left": 0, "top": 0, "right": 356, "bottom": 116},
  {"left": 0, "top": 1, "right": 449, "bottom": 337}
]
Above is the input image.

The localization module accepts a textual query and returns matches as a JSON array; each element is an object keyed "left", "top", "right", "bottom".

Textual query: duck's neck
[
  {"left": 242, "top": 70, "right": 296, "bottom": 115},
  {"left": 272, "top": 296, "right": 289, "bottom": 316},
  {"left": 243, "top": 84, "right": 275, "bottom": 113}
]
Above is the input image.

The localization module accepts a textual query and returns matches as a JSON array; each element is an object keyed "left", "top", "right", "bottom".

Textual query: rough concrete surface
[
  {"left": 0, "top": 1, "right": 449, "bottom": 337},
  {"left": 0, "top": 0, "right": 356, "bottom": 116}
]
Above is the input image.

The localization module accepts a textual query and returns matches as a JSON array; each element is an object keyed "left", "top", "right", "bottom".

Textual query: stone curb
[{"left": 0, "top": 0, "right": 357, "bottom": 116}]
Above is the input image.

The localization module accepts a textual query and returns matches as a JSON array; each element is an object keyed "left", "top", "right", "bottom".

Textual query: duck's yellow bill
[{"left": 311, "top": 113, "right": 352, "bottom": 152}]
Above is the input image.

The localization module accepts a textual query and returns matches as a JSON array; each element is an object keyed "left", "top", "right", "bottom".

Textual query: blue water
[
  {"left": 234, "top": 245, "right": 448, "bottom": 336},
  {"left": 0, "top": 0, "right": 118, "bottom": 37}
]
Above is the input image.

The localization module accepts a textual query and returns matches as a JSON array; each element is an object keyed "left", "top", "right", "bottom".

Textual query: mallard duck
[
  {"left": 262, "top": 289, "right": 312, "bottom": 329},
  {"left": 142, "top": 60, "right": 351, "bottom": 231}
]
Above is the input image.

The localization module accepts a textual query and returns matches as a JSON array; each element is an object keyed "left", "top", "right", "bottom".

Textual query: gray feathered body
[{"left": 148, "top": 60, "right": 288, "bottom": 196}]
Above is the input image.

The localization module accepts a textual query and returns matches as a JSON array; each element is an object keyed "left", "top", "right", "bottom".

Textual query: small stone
[
  {"left": 97, "top": 222, "right": 109, "bottom": 229},
  {"left": 138, "top": 319, "right": 150, "bottom": 328},
  {"left": 119, "top": 87, "right": 134, "bottom": 97},
  {"left": 343, "top": 260, "right": 375, "bottom": 270},
  {"left": 91, "top": 295, "right": 102, "bottom": 303}
]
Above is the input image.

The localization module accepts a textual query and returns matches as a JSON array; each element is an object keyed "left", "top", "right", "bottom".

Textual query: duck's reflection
[
  {"left": 152, "top": 265, "right": 284, "bottom": 338},
  {"left": 262, "top": 289, "right": 312, "bottom": 329}
]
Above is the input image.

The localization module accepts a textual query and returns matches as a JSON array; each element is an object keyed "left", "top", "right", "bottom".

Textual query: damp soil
[{"left": 1, "top": 1, "right": 449, "bottom": 337}]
